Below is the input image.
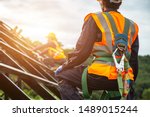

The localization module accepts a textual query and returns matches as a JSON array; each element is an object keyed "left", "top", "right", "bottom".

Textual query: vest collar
[{"left": 103, "top": 8, "right": 119, "bottom": 13}]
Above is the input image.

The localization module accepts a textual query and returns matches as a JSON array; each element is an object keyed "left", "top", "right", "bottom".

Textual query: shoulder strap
[
  {"left": 103, "top": 12, "right": 131, "bottom": 99},
  {"left": 103, "top": 12, "right": 119, "bottom": 34},
  {"left": 123, "top": 18, "right": 130, "bottom": 35},
  {"left": 103, "top": 12, "right": 130, "bottom": 35}
]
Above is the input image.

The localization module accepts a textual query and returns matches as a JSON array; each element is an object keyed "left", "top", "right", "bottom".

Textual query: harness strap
[
  {"left": 82, "top": 12, "right": 131, "bottom": 99},
  {"left": 104, "top": 12, "right": 119, "bottom": 34},
  {"left": 123, "top": 18, "right": 130, "bottom": 35},
  {"left": 94, "top": 57, "right": 114, "bottom": 62},
  {"left": 117, "top": 72, "right": 124, "bottom": 96},
  {"left": 104, "top": 12, "right": 130, "bottom": 35},
  {"left": 104, "top": 12, "right": 131, "bottom": 98},
  {"left": 81, "top": 59, "right": 129, "bottom": 99},
  {"left": 82, "top": 67, "right": 91, "bottom": 99}
]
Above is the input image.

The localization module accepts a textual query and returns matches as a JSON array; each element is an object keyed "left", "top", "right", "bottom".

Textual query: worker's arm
[
  {"left": 129, "top": 35, "right": 139, "bottom": 81},
  {"left": 39, "top": 48, "right": 49, "bottom": 55},
  {"left": 32, "top": 43, "right": 49, "bottom": 51},
  {"left": 61, "top": 16, "right": 102, "bottom": 71},
  {"left": 32, "top": 41, "right": 57, "bottom": 55},
  {"left": 33, "top": 41, "right": 56, "bottom": 51}
]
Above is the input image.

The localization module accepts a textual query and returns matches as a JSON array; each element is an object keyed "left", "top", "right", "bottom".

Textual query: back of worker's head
[
  {"left": 97, "top": 0, "right": 122, "bottom": 11},
  {"left": 46, "top": 32, "right": 57, "bottom": 42}
]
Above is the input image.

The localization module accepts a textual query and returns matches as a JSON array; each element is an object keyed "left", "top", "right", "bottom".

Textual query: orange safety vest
[
  {"left": 48, "top": 40, "right": 66, "bottom": 60},
  {"left": 85, "top": 11, "right": 138, "bottom": 80}
]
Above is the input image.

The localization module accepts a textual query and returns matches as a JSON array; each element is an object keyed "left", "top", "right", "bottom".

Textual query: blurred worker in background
[{"left": 33, "top": 32, "right": 66, "bottom": 67}]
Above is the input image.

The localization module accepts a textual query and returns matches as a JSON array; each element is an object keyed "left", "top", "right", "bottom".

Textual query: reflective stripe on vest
[{"left": 86, "top": 11, "right": 138, "bottom": 80}]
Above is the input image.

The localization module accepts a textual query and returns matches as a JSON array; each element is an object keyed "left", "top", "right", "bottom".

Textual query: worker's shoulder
[
  {"left": 84, "top": 12, "right": 102, "bottom": 22},
  {"left": 125, "top": 17, "right": 139, "bottom": 30}
]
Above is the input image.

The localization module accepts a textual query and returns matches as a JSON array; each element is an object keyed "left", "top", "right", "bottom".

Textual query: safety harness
[{"left": 82, "top": 12, "right": 131, "bottom": 100}]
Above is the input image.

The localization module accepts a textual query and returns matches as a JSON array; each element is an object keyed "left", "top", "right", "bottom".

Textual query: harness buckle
[{"left": 112, "top": 48, "right": 125, "bottom": 72}]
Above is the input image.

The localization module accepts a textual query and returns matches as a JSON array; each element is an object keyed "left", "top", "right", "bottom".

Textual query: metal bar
[
  {"left": 0, "top": 63, "right": 58, "bottom": 88},
  {"left": 0, "top": 41, "right": 55, "bottom": 80},
  {"left": 0, "top": 73, "right": 30, "bottom": 100},
  {"left": 0, "top": 30, "right": 33, "bottom": 55},
  {"left": 0, "top": 22, "right": 33, "bottom": 49},
  {"left": 0, "top": 29, "right": 54, "bottom": 76},
  {"left": 0, "top": 21, "right": 61, "bottom": 99},
  {"left": 0, "top": 30, "right": 55, "bottom": 80},
  {"left": 0, "top": 40, "right": 60, "bottom": 99},
  {"left": 0, "top": 63, "right": 59, "bottom": 100},
  {"left": 0, "top": 44, "right": 60, "bottom": 97},
  {"left": 2, "top": 32, "right": 55, "bottom": 78}
]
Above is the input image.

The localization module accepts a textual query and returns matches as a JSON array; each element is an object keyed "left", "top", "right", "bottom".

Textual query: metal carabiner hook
[{"left": 112, "top": 48, "right": 125, "bottom": 72}]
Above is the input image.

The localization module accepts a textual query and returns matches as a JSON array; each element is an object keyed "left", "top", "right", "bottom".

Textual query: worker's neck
[{"left": 103, "top": 8, "right": 118, "bottom": 12}]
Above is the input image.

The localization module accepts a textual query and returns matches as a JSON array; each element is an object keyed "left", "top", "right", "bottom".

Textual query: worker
[
  {"left": 55, "top": 0, "right": 139, "bottom": 100},
  {"left": 33, "top": 32, "right": 66, "bottom": 67}
]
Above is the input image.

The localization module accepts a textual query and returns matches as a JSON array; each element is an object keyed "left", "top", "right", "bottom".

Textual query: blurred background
[
  {"left": 0, "top": 0, "right": 150, "bottom": 55},
  {"left": 0, "top": 0, "right": 150, "bottom": 99}
]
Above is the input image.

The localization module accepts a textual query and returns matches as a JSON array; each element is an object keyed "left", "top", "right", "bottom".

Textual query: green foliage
[
  {"left": 91, "top": 91, "right": 103, "bottom": 100},
  {"left": 23, "top": 89, "right": 43, "bottom": 100},
  {"left": 32, "top": 40, "right": 43, "bottom": 47},
  {"left": 142, "top": 88, "right": 150, "bottom": 99},
  {"left": 134, "top": 55, "right": 150, "bottom": 99},
  {"left": 0, "top": 90, "right": 4, "bottom": 99}
]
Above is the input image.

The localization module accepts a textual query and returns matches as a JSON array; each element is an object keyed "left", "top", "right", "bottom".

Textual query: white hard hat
[{"left": 97, "top": 0, "right": 122, "bottom": 3}]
